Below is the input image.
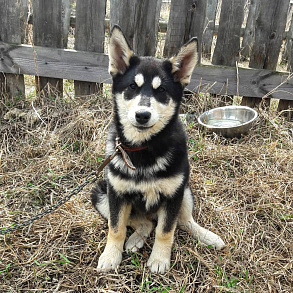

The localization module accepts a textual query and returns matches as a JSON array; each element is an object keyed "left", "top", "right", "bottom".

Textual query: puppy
[{"left": 91, "top": 25, "right": 225, "bottom": 274}]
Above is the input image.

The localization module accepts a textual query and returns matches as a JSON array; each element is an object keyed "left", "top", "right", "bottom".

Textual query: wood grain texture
[
  {"left": 62, "top": 0, "right": 72, "bottom": 49},
  {"left": 74, "top": 0, "right": 106, "bottom": 96},
  {"left": 241, "top": 0, "right": 260, "bottom": 60},
  {"left": 0, "top": 0, "right": 25, "bottom": 99},
  {"left": 250, "top": 0, "right": 290, "bottom": 70},
  {"left": 110, "top": 0, "right": 161, "bottom": 56},
  {"left": 164, "top": 0, "right": 206, "bottom": 60},
  {"left": 32, "top": 0, "right": 63, "bottom": 96},
  {"left": 133, "top": 0, "right": 162, "bottom": 56},
  {"left": 202, "top": 0, "right": 218, "bottom": 58},
  {"left": 164, "top": 0, "right": 194, "bottom": 57},
  {"left": 1, "top": 42, "right": 292, "bottom": 101},
  {"left": 212, "top": 0, "right": 246, "bottom": 67},
  {"left": 110, "top": 0, "right": 137, "bottom": 48},
  {"left": 242, "top": 0, "right": 290, "bottom": 107}
]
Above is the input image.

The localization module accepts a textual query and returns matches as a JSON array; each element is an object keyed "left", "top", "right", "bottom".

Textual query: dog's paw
[
  {"left": 147, "top": 254, "right": 170, "bottom": 274},
  {"left": 125, "top": 232, "right": 145, "bottom": 252},
  {"left": 97, "top": 247, "right": 122, "bottom": 272},
  {"left": 199, "top": 228, "right": 225, "bottom": 250}
]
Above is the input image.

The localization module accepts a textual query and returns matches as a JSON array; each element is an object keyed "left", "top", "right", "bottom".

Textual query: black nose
[{"left": 135, "top": 111, "right": 151, "bottom": 125}]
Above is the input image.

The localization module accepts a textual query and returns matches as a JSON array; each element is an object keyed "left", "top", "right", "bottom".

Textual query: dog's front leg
[
  {"left": 97, "top": 194, "right": 131, "bottom": 272},
  {"left": 147, "top": 205, "right": 178, "bottom": 274}
]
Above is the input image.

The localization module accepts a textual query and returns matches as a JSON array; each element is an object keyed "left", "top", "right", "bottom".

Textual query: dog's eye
[
  {"left": 157, "top": 86, "right": 166, "bottom": 93},
  {"left": 129, "top": 83, "right": 138, "bottom": 90}
]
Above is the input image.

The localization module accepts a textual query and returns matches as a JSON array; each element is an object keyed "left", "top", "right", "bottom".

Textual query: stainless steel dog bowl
[{"left": 197, "top": 106, "right": 258, "bottom": 138}]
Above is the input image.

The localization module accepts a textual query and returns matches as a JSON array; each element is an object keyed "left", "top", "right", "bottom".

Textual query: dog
[{"left": 91, "top": 25, "right": 225, "bottom": 274}]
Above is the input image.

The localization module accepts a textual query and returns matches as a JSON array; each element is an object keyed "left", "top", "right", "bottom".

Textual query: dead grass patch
[{"left": 0, "top": 91, "right": 292, "bottom": 292}]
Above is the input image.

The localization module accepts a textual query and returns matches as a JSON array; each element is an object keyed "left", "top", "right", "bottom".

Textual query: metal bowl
[{"left": 197, "top": 106, "right": 258, "bottom": 138}]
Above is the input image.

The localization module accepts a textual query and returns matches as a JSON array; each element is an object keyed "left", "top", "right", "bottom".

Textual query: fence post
[
  {"left": 241, "top": 0, "right": 290, "bottom": 108},
  {"left": 32, "top": 0, "right": 63, "bottom": 98},
  {"left": 0, "top": 0, "right": 25, "bottom": 102},
  {"left": 74, "top": 0, "right": 106, "bottom": 96},
  {"left": 202, "top": 0, "right": 218, "bottom": 59}
]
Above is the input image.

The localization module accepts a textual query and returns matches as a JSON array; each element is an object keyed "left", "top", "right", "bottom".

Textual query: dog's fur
[{"left": 91, "top": 25, "right": 225, "bottom": 274}]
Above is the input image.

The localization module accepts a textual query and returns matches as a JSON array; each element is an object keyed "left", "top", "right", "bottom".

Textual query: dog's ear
[
  {"left": 170, "top": 38, "right": 198, "bottom": 86},
  {"left": 108, "top": 25, "right": 134, "bottom": 76}
]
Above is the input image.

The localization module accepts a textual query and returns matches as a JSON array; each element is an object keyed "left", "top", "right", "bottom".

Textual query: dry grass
[{"left": 0, "top": 89, "right": 292, "bottom": 293}]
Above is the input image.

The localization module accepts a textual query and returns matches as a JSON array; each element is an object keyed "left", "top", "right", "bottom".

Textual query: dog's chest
[{"left": 108, "top": 156, "right": 184, "bottom": 210}]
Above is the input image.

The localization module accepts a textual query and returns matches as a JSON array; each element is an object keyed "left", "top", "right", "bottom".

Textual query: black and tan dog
[{"left": 91, "top": 25, "right": 225, "bottom": 274}]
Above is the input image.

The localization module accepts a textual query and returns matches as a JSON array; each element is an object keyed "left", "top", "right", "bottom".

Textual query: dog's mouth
[{"left": 134, "top": 125, "right": 153, "bottom": 132}]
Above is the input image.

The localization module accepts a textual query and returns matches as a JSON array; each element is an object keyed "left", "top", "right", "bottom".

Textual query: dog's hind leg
[
  {"left": 125, "top": 217, "right": 154, "bottom": 252},
  {"left": 178, "top": 186, "right": 225, "bottom": 250}
]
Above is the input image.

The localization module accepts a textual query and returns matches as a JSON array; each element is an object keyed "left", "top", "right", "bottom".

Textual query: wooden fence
[{"left": 0, "top": 0, "right": 293, "bottom": 114}]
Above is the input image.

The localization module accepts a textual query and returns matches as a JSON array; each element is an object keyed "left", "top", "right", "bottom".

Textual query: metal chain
[
  {"left": 0, "top": 171, "right": 98, "bottom": 236},
  {"left": 0, "top": 137, "right": 135, "bottom": 236}
]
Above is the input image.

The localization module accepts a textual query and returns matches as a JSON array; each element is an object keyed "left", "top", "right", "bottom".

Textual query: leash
[{"left": 0, "top": 138, "right": 145, "bottom": 236}]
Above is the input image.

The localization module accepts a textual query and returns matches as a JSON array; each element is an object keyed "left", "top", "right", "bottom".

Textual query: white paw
[
  {"left": 147, "top": 254, "right": 170, "bottom": 274},
  {"left": 199, "top": 228, "right": 225, "bottom": 250},
  {"left": 97, "top": 247, "right": 122, "bottom": 272},
  {"left": 125, "top": 232, "right": 145, "bottom": 252}
]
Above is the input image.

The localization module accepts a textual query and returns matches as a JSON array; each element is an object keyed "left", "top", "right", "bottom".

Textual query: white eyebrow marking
[
  {"left": 134, "top": 73, "right": 144, "bottom": 87},
  {"left": 152, "top": 76, "right": 161, "bottom": 89}
]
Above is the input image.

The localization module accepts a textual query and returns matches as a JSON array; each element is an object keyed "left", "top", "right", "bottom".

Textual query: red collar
[{"left": 115, "top": 137, "right": 147, "bottom": 152}]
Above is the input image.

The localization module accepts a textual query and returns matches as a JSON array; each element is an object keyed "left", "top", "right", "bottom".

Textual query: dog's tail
[{"left": 91, "top": 180, "right": 109, "bottom": 220}]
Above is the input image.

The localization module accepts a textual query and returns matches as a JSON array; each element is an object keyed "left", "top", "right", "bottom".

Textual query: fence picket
[
  {"left": 242, "top": 0, "right": 290, "bottom": 107},
  {"left": 110, "top": 0, "right": 137, "bottom": 48},
  {"left": 202, "top": 0, "right": 218, "bottom": 58},
  {"left": 0, "top": 0, "right": 25, "bottom": 101},
  {"left": 74, "top": 0, "right": 106, "bottom": 96},
  {"left": 110, "top": 0, "right": 161, "bottom": 56},
  {"left": 164, "top": 0, "right": 206, "bottom": 60},
  {"left": 133, "top": 0, "right": 162, "bottom": 56},
  {"left": 62, "top": 0, "right": 72, "bottom": 49},
  {"left": 212, "top": 0, "right": 246, "bottom": 67},
  {"left": 32, "top": 0, "right": 63, "bottom": 98},
  {"left": 241, "top": 0, "right": 260, "bottom": 60}
]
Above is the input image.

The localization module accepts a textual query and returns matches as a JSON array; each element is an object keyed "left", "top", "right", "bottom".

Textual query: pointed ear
[
  {"left": 169, "top": 38, "right": 198, "bottom": 86},
  {"left": 108, "top": 25, "right": 134, "bottom": 76}
]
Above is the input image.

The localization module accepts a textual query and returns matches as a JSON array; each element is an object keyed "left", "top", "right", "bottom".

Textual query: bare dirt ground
[{"left": 1, "top": 90, "right": 292, "bottom": 292}]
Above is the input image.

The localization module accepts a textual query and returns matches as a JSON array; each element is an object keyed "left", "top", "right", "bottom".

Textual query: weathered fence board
[
  {"left": 1, "top": 42, "right": 292, "bottom": 101},
  {"left": 110, "top": 0, "right": 162, "bottom": 56},
  {"left": 32, "top": 0, "right": 63, "bottom": 97},
  {"left": 133, "top": 0, "right": 162, "bottom": 56},
  {"left": 202, "top": 0, "right": 218, "bottom": 58},
  {"left": 241, "top": 0, "right": 260, "bottom": 60},
  {"left": 242, "top": 0, "right": 290, "bottom": 107},
  {"left": 164, "top": 0, "right": 206, "bottom": 60},
  {"left": 250, "top": 0, "right": 289, "bottom": 71},
  {"left": 0, "top": 0, "right": 25, "bottom": 100},
  {"left": 212, "top": 0, "right": 246, "bottom": 67},
  {"left": 110, "top": 0, "right": 137, "bottom": 48},
  {"left": 74, "top": 0, "right": 106, "bottom": 96},
  {"left": 0, "top": 43, "right": 110, "bottom": 84},
  {"left": 62, "top": 0, "right": 72, "bottom": 49}
]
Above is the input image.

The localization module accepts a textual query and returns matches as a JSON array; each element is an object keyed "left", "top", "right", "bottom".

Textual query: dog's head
[{"left": 108, "top": 25, "right": 198, "bottom": 144}]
